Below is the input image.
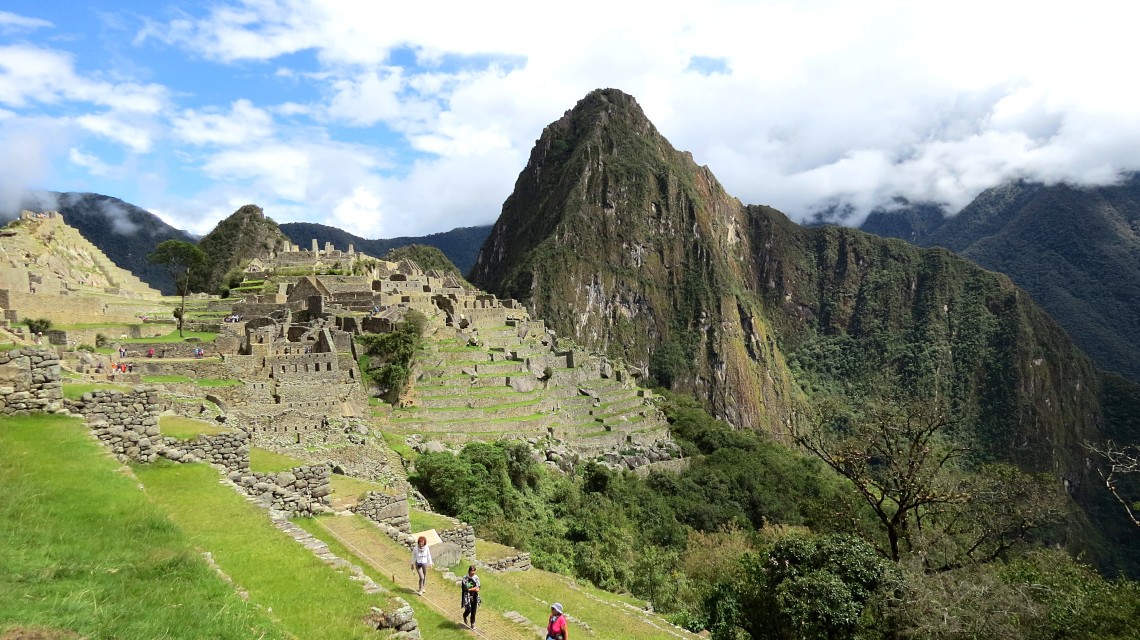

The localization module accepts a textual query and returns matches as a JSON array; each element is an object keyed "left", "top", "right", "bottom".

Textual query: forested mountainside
[
  {"left": 4, "top": 192, "right": 196, "bottom": 294},
  {"left": 280, "top": 222, "right": 491, "bottom": 275},
  {"left": 189, "top": 204, "right": 290, "bottom": 294},
  {"left": 861, "top": 178, "right": 1140, "bottom": 382},
  {"left": 469, "top": 90, "right": 1140, "bottom": 529}
]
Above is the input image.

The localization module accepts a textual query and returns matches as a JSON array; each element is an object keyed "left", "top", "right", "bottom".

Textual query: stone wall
[
  {"left": 68, "top": 387, "right": 162, "bottom": 462},
  {"left": 439, "top": 525, "right": 476, "bottom": 560},
  {"left": 484, "top": 552, "right": 532, "bottom": 572},
  {"left": 160, "top": 431, "right": 250, "bottom": 471},
  {"left": 0, "top": 347, "right": 63, "bottom": 414},
  {"left": 226, "top": 465, "right": 333, "bottom": 515},
  {"left": 353, "top": 491, "right": 411, "bottom": 532}
]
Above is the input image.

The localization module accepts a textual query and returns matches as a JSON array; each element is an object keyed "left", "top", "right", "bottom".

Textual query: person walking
[
  {"left": 461, "top": 565, "right": 481, "bottom": 629},
  {"left": 410, "top": 536, "right": 432, "bottom": 595},
  {"left": 547, "top": 602, "right": 568, "bottom": 640}
]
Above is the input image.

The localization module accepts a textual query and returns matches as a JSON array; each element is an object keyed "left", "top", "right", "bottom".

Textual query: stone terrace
[{"left": 386, "top": 319, "right": 674, "bottom": 464}]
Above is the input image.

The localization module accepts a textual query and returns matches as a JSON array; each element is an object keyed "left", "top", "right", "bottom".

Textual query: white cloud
[
  {"left": 0, "top": 44, "right": 166, "bottom": 114},
  {"left": 0, "top": 11, "right": 52, "bottom": 32},
  {"left": 172, "top": 99, "right": 274, "bottom": 145},
  {"left": 76, "top": 114, "right": 154, "bottom": 153},
  {"left": 26, "top": 0, "right": 1140, "bottom": 238},
  {"left": 69, "top": 148, "right": 117, "bottom": 177}
]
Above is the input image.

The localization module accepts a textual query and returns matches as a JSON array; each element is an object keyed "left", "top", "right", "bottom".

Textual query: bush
[{"left": 24, "top": 318, "right": 52, "bottom": 334}]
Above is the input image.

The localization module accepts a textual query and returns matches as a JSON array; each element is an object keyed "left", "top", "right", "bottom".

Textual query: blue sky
[{"left": 2, "top": 1, "right": 1139, "bottom": 238}]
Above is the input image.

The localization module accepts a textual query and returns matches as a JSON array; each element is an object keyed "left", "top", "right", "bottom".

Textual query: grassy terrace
[
  {"left": 250, "top": 447, "right": 307, "bottom": 472},
  {"left": 159, "top": 415, "right": 230, "bottom": 440},
  {"left": 0, "top": 415, "right": 285, "bottom": 639},
  {"left": 125, "top": 330, "right": 218, "bottom": 343},
  {"left": 135, "top": 463, "right": 386, "bottom": 639},
  {"left": 408, "top": 508, "right": 459, "bottom": 533},
  {"left": 61, "top": 381, "right": 133, "bottom": 399}
]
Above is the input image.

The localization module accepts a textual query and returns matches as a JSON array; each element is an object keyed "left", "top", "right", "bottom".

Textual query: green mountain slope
[
  {"left": 191, "top": 204, "right": 289, "bottom": 293},
  {"left": 469, "top": 88, "right": 1140, "bottom": 484},
  {"left": 861, "top": 178, "right": 1140, "bottom": 381}
]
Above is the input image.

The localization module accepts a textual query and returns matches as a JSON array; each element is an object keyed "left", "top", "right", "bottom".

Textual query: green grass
[
  {"left": 250, "top": 447, "right": 307, "bottom": 472},
  {"left": 0, "top": 414, "right": 285, "bottom": 639},
  {"left": 124, "top": 330, "right": 218, "bottom": 343},
  {"left": 0, "top": 342, "right": 21, "bottom": 352},
  {"left": 61, "top": 382, "right": 132, "bottom": 399},
  {"left": 135, "top": 463, "right": 385, "bottom": 639},
  {"left": 380, "top": 431, "right": 417, "bottom": 462},
  {"left": 159, "top": 415, "right": 230, "bottom": 440},
  {"left": 408, "top": 508, "right": 459, "bottom": 533},
  {"left": 295, "top": 517, "right": 473, "bottom": 640},
  {"left": 142, "top": 374, "right": 194, "bottom": 383},
  {"left": 197, "top": 378, "right": 242, "bottom": 387}
]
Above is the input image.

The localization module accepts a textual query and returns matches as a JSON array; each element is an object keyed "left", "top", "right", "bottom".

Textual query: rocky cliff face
[
  {"left": 471, "top": 89, "right": 799, "bottom": 431},
  {"left": 471, "top": 89, "right": 1135, "bottom": 479}
]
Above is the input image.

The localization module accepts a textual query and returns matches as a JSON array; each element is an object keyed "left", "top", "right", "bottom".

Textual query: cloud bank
[{"left": 4, "top": 0, "right": 1140, "bottom": 235}]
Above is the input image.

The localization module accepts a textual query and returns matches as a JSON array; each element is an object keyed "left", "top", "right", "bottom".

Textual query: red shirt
[{"left": 548, "top": 613, "right": 567, "bottom": 638}]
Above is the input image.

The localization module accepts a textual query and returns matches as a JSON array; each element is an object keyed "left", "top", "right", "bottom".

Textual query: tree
[
  {"left": 357, "top": 311, "right": 426, "bottom": 402},
  {"left": 148, "top": 240, "right": 206, "bottom": 337},
  {"left": 795, "top": 398, "right": 1063, "bottom": 566},
  {"left": 1087, "top": 440, "right": 1140, "bottom": 528}
]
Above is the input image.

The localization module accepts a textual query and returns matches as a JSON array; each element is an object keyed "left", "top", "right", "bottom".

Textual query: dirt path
[{"left": 311, "top": 516, "right": 539, "bottom": 640}]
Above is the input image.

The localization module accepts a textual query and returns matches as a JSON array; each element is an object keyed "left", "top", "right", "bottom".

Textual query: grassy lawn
[
  {"left": 409, "top": 508, "right": 459, "bottom": 533},
  {"left": 135, "top": 463, "right": 385, "bottom": 640},
  {"left": 0, "top": 414, "right": 285, "bottom": 639},
  {"left": 329, "top": 474, "right": 391, "bottom": 509},
  {"left": 250, "top": 447, "right": 307, "bottom": 472},
  {"left": 159, "top": 415, "right": 230, "bottom": 440},
  {"left": 197, "top": 378, "right": 241, "bottom": 387},
  {"left": 380, "top": 431, "right": 417, "bottom": 462},
  {"left": 61, "top": 381, "right": 133, "bottom": 399}
]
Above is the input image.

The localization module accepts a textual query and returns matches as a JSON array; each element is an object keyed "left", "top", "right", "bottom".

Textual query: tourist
[
  {"left": 410, "top": 536, "right": 432, "bottom": 595},
  {"left": 147, "top": 347, "right": 154, "bottom": 358},
  {"left": 461, "top": 565, "right": 481, "bottom": 629},
  {"left": 547, "top": 602, "right": 568, "bottom": 640}
]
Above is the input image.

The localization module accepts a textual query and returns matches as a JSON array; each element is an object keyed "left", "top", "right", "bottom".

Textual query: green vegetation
[
  {"left": 23, "top": 317, "right": 52, "bottom": 334},
  {"left": 357, "top": 311, "right": 425, "bottom": 402},
  {"left": 159, "top": 415, "right": 229, "bottom": 440},
  {"left": 61, "top": 382, "right": 132, "bottom": 399},
  {"left": 408, "top": 508, "right": 458, "bottom": 533},
  {"left": 191, "top": 203, "right": 288, "bottom": 294},
  {"left": 134, "top": 463, "right": 384, "bottom": 639},
  {"left": 0, "top": 414, "right": 283, "bottom": 639},
  {"left": 148, "top": 239, "right": 207, "bottom": 337},
  {"left": 250, "top": 447, "right": 306, "bottom": 472}
]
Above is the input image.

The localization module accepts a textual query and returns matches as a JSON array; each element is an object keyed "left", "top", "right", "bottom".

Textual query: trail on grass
[{"left": 311, "top": 516, "right": 539, "bottom": 640}]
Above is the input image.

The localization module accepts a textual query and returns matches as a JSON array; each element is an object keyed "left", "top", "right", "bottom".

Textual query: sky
[{"left": 2, "top": 0, "right": 1139, "bottom": 239}]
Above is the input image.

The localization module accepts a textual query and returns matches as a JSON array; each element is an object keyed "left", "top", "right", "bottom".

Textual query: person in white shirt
[{"left": 410, "top": 536, "right": 433, "bottom": 594}]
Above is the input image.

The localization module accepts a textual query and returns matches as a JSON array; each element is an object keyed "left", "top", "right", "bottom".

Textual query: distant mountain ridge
[
  {"left": 280, "top": 222, "right": 492, "bottom": 276},
  {"left": 3, "top": 192, "right": 197, "bottom": 294},
  {"left": 861, "top": 177, "right": 1140, "bottom": 382}
]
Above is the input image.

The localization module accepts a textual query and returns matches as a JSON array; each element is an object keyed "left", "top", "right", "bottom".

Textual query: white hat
[{"left": 551, "top": 603, "right": 563, "bottom": 614}]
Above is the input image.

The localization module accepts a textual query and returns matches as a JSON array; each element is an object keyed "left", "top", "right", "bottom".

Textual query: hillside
[
  {"left": 469, "top": 88, "right": 1140, "bottom": 489},
  {"left": 4, "top": 192, "right": 197, "bottom": 294},
  {"left": 861, "top": 178, "right": 1140, "bottom": 382},
  {"left": 191, "top": 204, "right": 290, "bottom": 293},
  {"left": 281, "top": 222, "right": 492, "bottom": 276}
]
